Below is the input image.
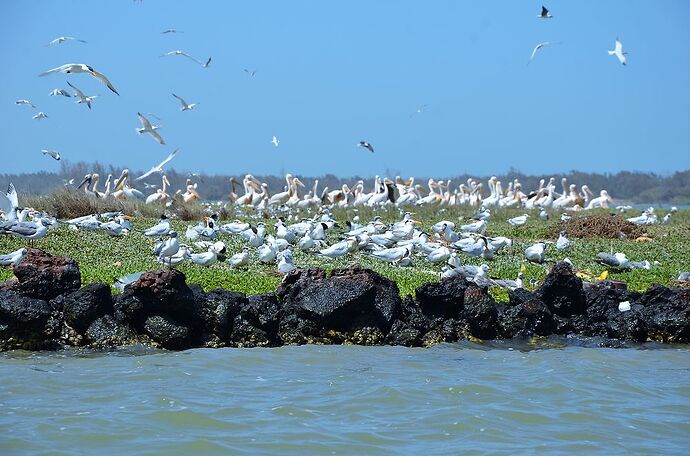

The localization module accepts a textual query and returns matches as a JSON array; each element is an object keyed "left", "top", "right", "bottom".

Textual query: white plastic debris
[{"left": 618, "top": 301, "right": 631, "bottom": 312}]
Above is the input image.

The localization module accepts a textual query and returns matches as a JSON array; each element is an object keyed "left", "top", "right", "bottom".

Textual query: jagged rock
[
  {"left": 500, "top": 298, "right": 555, "bottom": 338},
  {"left": 463, "top": 285, "right": 498, "bottom": 339},
  {"left": 0, "top": 291, "right": 53, "bottom": 344},
  {"left": 85, "top": 315, "right": 136, "bottom": 347},
  {"left": 385, "top": 319, "right": 422, "bottom": 347},
  {"left": 240, "top": 294, "right": 280, "bottom": 336},
  {"left": 55, "top": 282, "right": 113, "bottom": 333},
  {"left": 508, "top": 288, "right": 535, "bottom": 307},
  {"left": 144, "top": 315, "right": 191, "bottom": 350},
  {"left": 276, "top": 268, "right": 327, "bottom": 301},
  {"left": 230, "top": 316, "right": 271, "bottom": 347},
  {"left": 191, "top": 285, "right": 247, "bottom": 343},
  {"left": 415, "top": 276, "right": 468, "bottom": 318},
  {"left": 280, "top": 268, "right": 401, "bottom": 332},
  {"left": 536, "top": 262, "right": 587, "bottom": 317},
  {"left": 278, "top": 313, "right": 321, "bottom": 345},
  {"left": 8, "top": 249, "right": 80, "bottom": 300},
  {"left": 638, "top": 285, "right": 690, "bottom": 343},
  {"left": 584, "top": 282, "right": 645, "bottom": 341},
  {"left": 114, "top": 269, "right": 197, "bottom": 330}
]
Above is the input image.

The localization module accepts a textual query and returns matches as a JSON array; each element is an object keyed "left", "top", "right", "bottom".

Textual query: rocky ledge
[{"left": 1, "top": 250, "right": 688, "bottom": 351}]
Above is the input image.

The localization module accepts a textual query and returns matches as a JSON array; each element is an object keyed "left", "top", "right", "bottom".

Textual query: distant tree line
[{"left": 2, "top": 161, "right": 689, "bottom": 205}]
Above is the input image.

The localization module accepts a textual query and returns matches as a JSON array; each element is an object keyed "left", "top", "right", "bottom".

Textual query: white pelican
[
  {"left": 172, "top": 93, "right": 197, "bottom": 111},
  {"left": 41, "top": 149, "right": 60, "bottom": 160},
  {"left": 32, "top": 112, "right": 48, "bottom": 120},
  {"left": 608, "top": 38, "right": 627, "bottom": 66},
  {"left": 358, "top": 141, "right": 374, "bottom": 153},
  {"left": 586, "top": 190, "right": 613, "bottom": 209},
  {"left": 49, "top": 88, "right": 71, "bottom": 97},
  {"left": 538, "top": 5, "right": 553, "bottom": 19},
  {"left": 145, "top": 175, "right": 171, "bottom": 204},
  {"left": 160, "top": 50, "right": 203, "bottom": 65},
  {"left": 46, "top": 36, "right": 87, "bottom": 45},
  {"left": 136, "top": 149, "right": 178, "bottom": 181},
  {"left": 67, "top": 81, "right": 97, "bottom": 109},
  {"left": 0, "top": 247, "right": 27, "bottom": 266},
  {"left": 15, "top": 99, "right": 35, "bottom": 108},
  {"left": 272, "top": 135, "right": 280, "bottom": 147},
  {"left": 136, "top": 112, "right": 165, "bottom": 144},
  {"left": 39, "top": 63, "right": 119, "bottom": 95}
]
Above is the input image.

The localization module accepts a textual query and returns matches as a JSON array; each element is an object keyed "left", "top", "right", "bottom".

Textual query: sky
[{"left": 1, "top": 0, "right": 689, "bottom": 178}]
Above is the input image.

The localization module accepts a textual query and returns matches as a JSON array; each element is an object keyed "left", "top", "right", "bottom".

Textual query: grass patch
[{"left": 1, "top": 203, "right": 688, "bottom": 298}]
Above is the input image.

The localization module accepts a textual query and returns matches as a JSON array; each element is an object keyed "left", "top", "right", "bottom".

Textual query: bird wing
[
  {"left": 6, "top": 183, "right": 19, "bottom": 208},
  {"left": 67, "top": 80, "right": 86, "bottom": 99},
  {"left": 90, "top": 69, "right": 119, "bottom": 95},
  {"left": 158, "top": 148, "right": 178, "bottom": 168},
  {"left": 137, "top": 112, "right": 153, "bottom": 129},
  {"left": 172, "top": 93, "right": 188, "bottom": 106},
  {"left": 203, "top": 57, "right": 212, "bottom": 68},
  {"left": 38, "top": 64, "right": 72, "bottom": 76},
  {"left": 135, "top": 167, "right": 157, "bottom": 181},
  {"left": 150, "top": 129, "right": 166, "bottom": 145},
  {"left": 180, "top": 52, "right": 202, "bottom": 64},
  {"left": 541, "top": 6, "right": 548, "bottom": 16},
  {"left": 615, "top": 39, "right": 623, "bottom": 54}
]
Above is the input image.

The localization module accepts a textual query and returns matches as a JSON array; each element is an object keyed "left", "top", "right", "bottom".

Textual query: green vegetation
[{"left": 1, "top": 204, "right": 688, "bottom": 298}]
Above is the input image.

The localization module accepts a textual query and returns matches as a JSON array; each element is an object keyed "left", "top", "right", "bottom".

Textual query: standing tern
[
  {"left": 172, "top": 93, "right": 197, "bottom": 111},
  {"left": 136, "top": 112, "right": 165, "bottom": 145},
  {"left": 49, "top": 88, "right": 71, "bottom": 97},
  {"left": 136, "top": 149, "right": 179, "bottom": 181},
  {"left": 41, "top": 149, "right": 61, "bottom": 161},
  {"left": 46, "top": 36, "right": 87, "bottom": 45},
  {"left": 39, "top": 63, "right": 120, "bottom": 95},
  {"left": 608, "top": 38, "right": 627, "bottom": 66},
  {"left": 33, "top": 112, "right": 48, "bottom": 120},
  {"left": 67, "top": 81, "right": 97, "bottom": 109}
]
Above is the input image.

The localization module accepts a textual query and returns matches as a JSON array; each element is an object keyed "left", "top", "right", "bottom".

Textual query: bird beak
[
  {"left": 412, "top": 220, "right": 421, "bottom": 224},
  {"left": 114, "top": 173, "right": 126, "bottom": 191},
  {"left": 77, "top": 175, "right": 91, "bottom": 189},
  {"left": 123, "top": 215, "right": 133, "bottom": 221}
]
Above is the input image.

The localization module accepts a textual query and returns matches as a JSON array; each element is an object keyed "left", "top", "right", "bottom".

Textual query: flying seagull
[
  {"left": 15, "top": 99, "right": 35, "bottom": 108},
  {"left": 608, "top": 38, "right": 627, "bottom": 65},
  {"left": 161, "top": 29, "right": 183, "bottom": 34},
  {"left": 272, "top": 136, "right": 280, "bottom": 147},
  {"left": 172, "top": 93, "right": 197, "bottom": 111},
  {"left": 136, "top": 112, "right": 165, "bottom": 145},
  {"left": 528, "top": 42, "right": 552, "bottom": 64},
  {"left": 203, "top": 57, "right": 212, "bottom": 68},
  {"left": 33, "top": 112, "right": 48, "bottom": 120},
  {"left": 244, "top": 69, "right": 257, "bottom": 77},
  {"left": 358, "top": 141, "right": 374, "bottom": 153},
  {"left": 136, "top": 149, "right": 178, "bottom": 181},
  {"left": 538, "top": 6, "right": 553, "bottom": 19},
  {"left": 46, "top": 36, "right": 87, "bottom": 46},
  {"left": 41, "top": 149, "right": 61, "bottom": 161},
  {"left": 160, "top": 50, "right": 203, "bottom": 65},
  {"left": 49, "top": 88, "right": 71, "bottom": 97},
  {"left": 67, "top": 81, "right": 97, "bottom": 109},
  {"left": 39, "top": 63, "right": 120, "bottom": 95}
]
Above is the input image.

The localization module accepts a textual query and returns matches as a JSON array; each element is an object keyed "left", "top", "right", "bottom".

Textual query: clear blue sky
[{"left": 1, "top": 0, "right": 689, "bottom": 177}]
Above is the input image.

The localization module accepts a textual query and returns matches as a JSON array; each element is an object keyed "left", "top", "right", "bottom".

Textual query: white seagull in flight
[
  {"left": 33, "top": 112, "right": 48, "bottom": 120},
  {"left": 67, "top": 81, "right": 97, "bottom": 109},
  {"left": 272, "top": 136, "right": 280, "bottom": 147},
  {"left": 160, "top": 50, "right": 203, "bottom": 65},
  {"left": 172, "top": 93, "right": 197, "bottom": 111},
  {"left": 136, "top": 149, "right": 179, "bottom": 181},
  {"left": 46, "top": 36, "right": 87, "bottom": 46},
  {"left": 528, "top": 42, "right": 552, "bottom": 64},
  {"left": 15, "top": 99, "right": 35, "bottom": 108},
  {"left": 136, "top": 112, "right": 165, "bottom": 145},
  {"left": 608, "top": 38, "right": 628, "bottom": 65},
  {"left": 49, "top": 88, "right": 71, "bottom": 97},
  {"left": 39, "top": 63, "right": 120, "bottom": 95},
  {"left": 41, "top": 149, "right": 61, "bottom": 160},
  {"left": 358, "top": 141, "right": 374, "bottom": 153}
]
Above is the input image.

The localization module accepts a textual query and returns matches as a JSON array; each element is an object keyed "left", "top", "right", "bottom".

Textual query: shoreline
[{"left": 1, "top": 250, "right": 688, "bottom": 352}]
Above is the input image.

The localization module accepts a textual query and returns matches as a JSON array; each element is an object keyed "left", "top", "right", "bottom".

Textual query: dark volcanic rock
[
  {"left": 114, "top": 269, "right": 197, "bottom": 330},
  {"left": 462, "top": 285, "right": 498, "bottom": 339},
  {"left": 56, "top": 282, "right": 113, "bottom": 333},
  {"left": 0, "top": 291, "right": 53, "bottom": 343},
  {"left": 638, "top": 285, "right": 690, "bottom": 343},
  {"left": 85, "top": 315, "right": 136, "bottom": 347},
  {"left": 536, "top": 262, "right": 587, "bottom": 317},
  {"left": 500, "top": 297, "right": 555, "bottom": 338},
  {"left": 190, "top": 285, "right": 247, "bottom": 344},
  {"left": 385, "top": 320, "right": 422, "bottom": 347},
  {"left": 280, "top": 268, "right": 401, "bottom": 332},
  {"left": 415, "top": 276, "right": 468, "bottom": 318},
  {"left": 144, "top": 315, "right": 191, "bottom": 350},
  {"left": 584, "top": 282, "right": 646, "bottom": 341},
  {"left": 9, "top": 249, "right": 80, "bottom": 300},
  {"left": 240, "top": 294, "right": 280, "bottom": 335},
  {"left": 278, "top": 313, "right": 321, "bottom": 345},
  {"left": 276, "top": 268, "right": 327, "bottom": 301}
]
